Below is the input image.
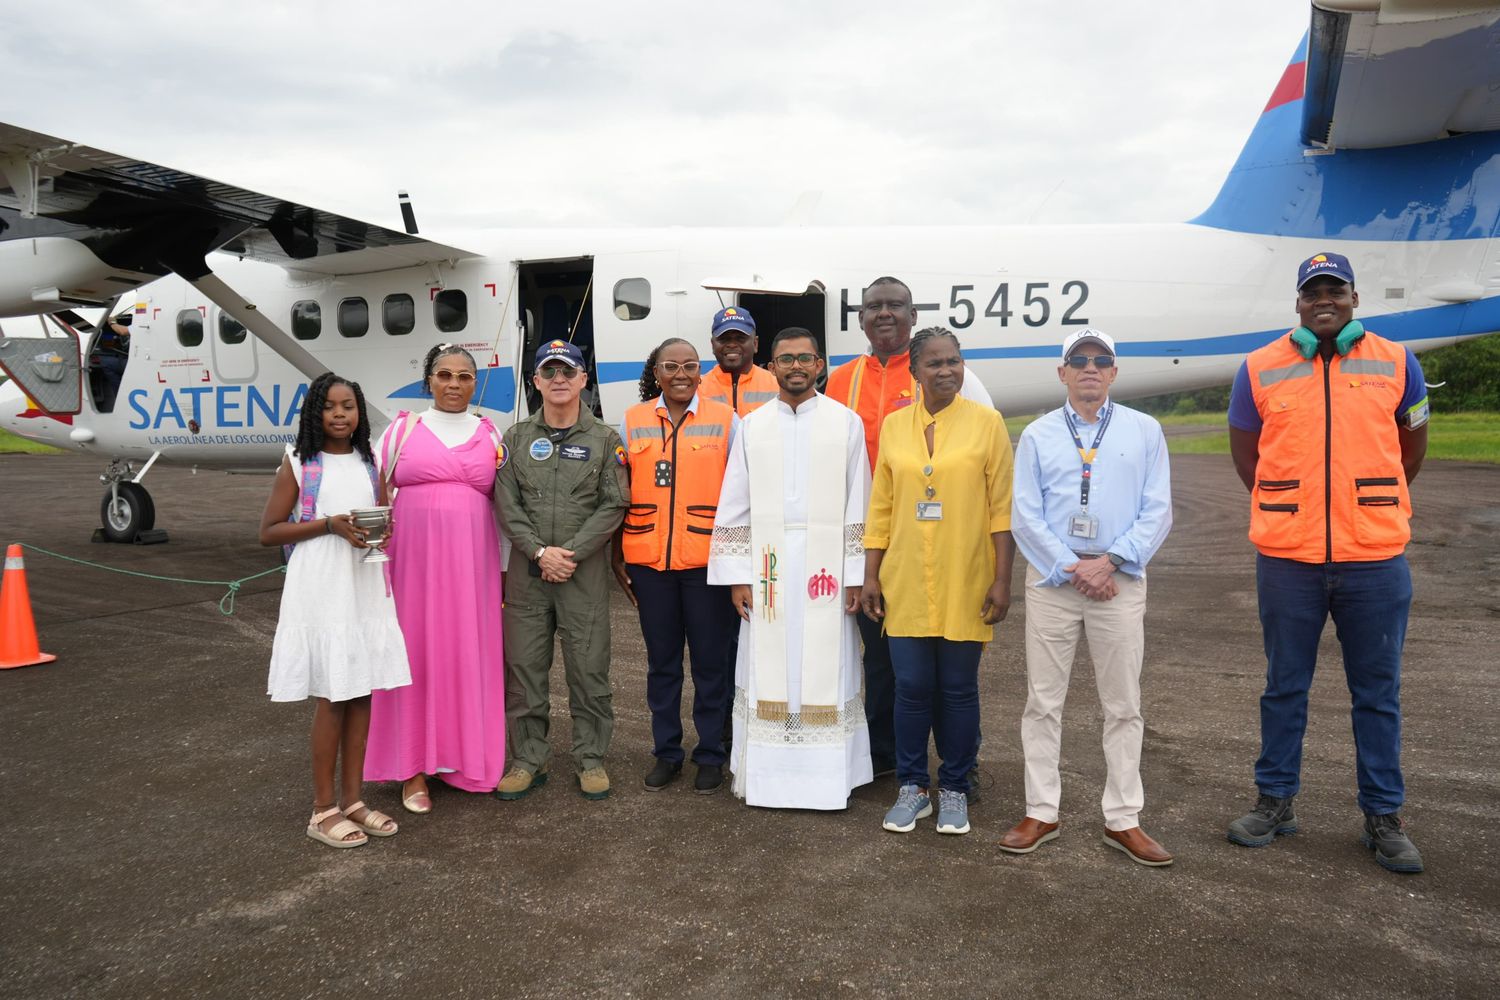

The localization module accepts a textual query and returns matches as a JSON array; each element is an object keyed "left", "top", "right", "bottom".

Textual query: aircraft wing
[
  {"left": 1303, "top": 2, "right": 1500, "bottom": 149},
  {"left": 0, "top": 121, "right": 478, "bottom": 282}
]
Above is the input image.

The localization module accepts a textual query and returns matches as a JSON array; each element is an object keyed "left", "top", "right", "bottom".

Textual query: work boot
[
  {"left": 643, "top": 759, "right": 682, "bottom": 791},
  {"left": 1227, "top": 793, "right": 1297, "bottom": 847},
  {"left": 1363, "top": 813, "right": 1424, "bottom": 873},
  {"left": 495, "top": 767, "right": 547, "bottom": 801},
  {"left": 577, "top": 766, "right": 611, "bottom": 801}
]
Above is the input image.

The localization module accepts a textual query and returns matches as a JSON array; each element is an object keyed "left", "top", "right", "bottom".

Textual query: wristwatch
[
  {"left": 1106, "top": 552, "right": 1125, "bottom": 568},
  {"left": 535, "top": 546, "right": 548, "bottom": 562}
]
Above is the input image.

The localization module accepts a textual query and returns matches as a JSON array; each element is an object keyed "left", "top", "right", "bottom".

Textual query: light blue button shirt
[{"left": 1011, "top": 397, "right": 1172, "bottom": 588}]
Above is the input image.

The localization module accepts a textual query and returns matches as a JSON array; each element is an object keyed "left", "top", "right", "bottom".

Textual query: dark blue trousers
[
  {"left": 628, "top": 564, "right": 736, "bottom": 767},
  {"left": 857, "top": 611, "right": 897, "bottom": 771},
  {"left": 888, "top": 636, "right": 982, "bottom": 793},
  {"left": 1254, "top": 554, "right": 1411, "bottom": 815}
]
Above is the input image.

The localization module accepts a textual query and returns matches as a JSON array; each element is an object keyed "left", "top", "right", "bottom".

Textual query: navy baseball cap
[
  {"left": 534, "top": 338, "right": 585, "bottom": 370},
  {"left": 711, "top": 306, "right": 756, "bottom": 338},
  {"left": 1297, "top": 252, "right": 1355, "bottom": 289}
]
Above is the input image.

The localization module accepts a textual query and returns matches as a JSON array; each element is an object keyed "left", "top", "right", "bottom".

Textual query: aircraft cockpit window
[
  {"left": 218, "top": 314, "right": 247, "bottom": 345},
  {"left": 433, "top": 289, "right": 467, "bottom": 333},
  {"left": 338, "top": 297, "right": 369, "bottom": 338},
  {"left": 613, "top": 278, "right": 651, "bottom": 321},
  {"left": 383, "top": 294, "right": 415, "bottom": 336},
  {"left": 291, "top": 300, "right": 322, "bottom": 340},
  {"left": 176, "top": 310, "right": 204, "bottom": 347}
]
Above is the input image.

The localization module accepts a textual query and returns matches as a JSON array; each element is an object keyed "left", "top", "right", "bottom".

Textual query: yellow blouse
[{"left": 863, "top": 397, "right": 1014, "bottom": 642}]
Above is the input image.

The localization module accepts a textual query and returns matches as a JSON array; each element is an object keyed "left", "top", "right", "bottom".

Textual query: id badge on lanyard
[{"left": 1065, "top": 405, "right": 1112, "bottom": 540}]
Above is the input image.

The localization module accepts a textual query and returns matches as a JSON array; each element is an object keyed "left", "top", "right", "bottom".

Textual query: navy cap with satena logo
[
  {"left": 1297, "top": 252, "right": 1355, "bottom": 289},
  {"left": 711, "top": 306, "right": 756, "bottom": 338},
  {"left": 534, "top": 338, "right": 585, "bottom": 370}
]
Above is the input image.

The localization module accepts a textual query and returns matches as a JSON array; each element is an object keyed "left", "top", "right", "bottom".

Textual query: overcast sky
[{"left": 2, "top": 1, "right": 1310, "bottom": 237}]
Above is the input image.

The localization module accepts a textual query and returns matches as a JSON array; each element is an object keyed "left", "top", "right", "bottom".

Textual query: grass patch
[{"left": 0, "top": 428, "right": 65, "bottom": 455}]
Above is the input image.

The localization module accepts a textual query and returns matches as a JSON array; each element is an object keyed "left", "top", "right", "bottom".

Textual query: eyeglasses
[
  {"left": 773, "top": 352, "right": 819, "bottom": 368},
  {"left": 655, "top": 361, "right": 701, "bottom": 376},
  {"left": 537, "top": 364, "right": 582, "bottom": 381},
  {"left": 1065, "top": 354, "right": 1115, "bottom": 370},
  {"left": 432, "top": 369, "right": 476, "bottom": 384}
]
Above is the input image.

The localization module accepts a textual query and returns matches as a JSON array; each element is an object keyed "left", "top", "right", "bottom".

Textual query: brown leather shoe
[
  {"left": 997, "top": 817, "right": 1060, "bottom": 854},
  {"left": 1103, "top": 826, "right": 1174, "bottom": 867}
]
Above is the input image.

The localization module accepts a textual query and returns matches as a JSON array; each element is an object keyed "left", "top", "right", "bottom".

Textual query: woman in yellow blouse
[{"left": 861, "top": 327, "right": 1016, "bottom": 836}]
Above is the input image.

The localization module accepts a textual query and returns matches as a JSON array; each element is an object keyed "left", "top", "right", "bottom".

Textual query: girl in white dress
[{"left": 259, "top": 373, "right": 412, "bottom": 849}]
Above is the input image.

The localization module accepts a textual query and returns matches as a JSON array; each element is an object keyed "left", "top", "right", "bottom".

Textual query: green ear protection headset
[{"left": 1289, "top": 319, "right": 1364, "bottom": 359}]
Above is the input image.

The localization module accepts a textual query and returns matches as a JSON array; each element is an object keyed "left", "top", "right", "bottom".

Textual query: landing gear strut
[{"left": 94, "top": 456, "right": 168, "bottom": 544}]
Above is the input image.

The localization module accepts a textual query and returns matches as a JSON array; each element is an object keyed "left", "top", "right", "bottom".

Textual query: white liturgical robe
[{"left": 707, "top": 393, "right": 873, "bottom": 809}]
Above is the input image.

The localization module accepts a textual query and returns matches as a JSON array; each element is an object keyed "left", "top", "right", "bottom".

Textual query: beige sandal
[
  {"left": 344, "top": 800, "right": 398, "bottom": 837},
  {"left": 402, "top": 778, "right": 432, "bottom": 814},
  {"left": 306, "top": 806, "right": 367, "bottom": 849}
]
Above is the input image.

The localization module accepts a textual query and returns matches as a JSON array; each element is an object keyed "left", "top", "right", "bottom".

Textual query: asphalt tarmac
[{"left": 1, "top": 452, "right": 1496, "bottom": 999}]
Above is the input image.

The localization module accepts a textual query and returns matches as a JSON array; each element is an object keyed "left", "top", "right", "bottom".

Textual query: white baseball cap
[{"left": 1060, "top": 327, "right": 1116, "bottom": 361}]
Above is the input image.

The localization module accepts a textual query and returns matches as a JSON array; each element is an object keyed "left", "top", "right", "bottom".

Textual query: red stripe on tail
[{"left": 1263, "top": 61, "right": 1306, "bottom": 113}]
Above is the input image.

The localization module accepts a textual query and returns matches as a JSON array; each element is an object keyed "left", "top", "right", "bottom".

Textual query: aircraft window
[
  {"left": 291, "top": 300, "right": 322, "bottom": 340},
  {"left": 218, "top": 313, "right": 247, "bottom": 345},
  {"left": 383, "top": 294, "right": 415, "bottom": 336},
  {"left": 433, "top": 289, "right": 467, "bottom": 333},
  {"left": 176, "top": 310, "right": 204, "bottom": 348},
  {"left": 613, "top": 278, "right": 650, "bottom": 321},
  {"left": 338, "top": 297, "right": 369, "bottom": 338}
]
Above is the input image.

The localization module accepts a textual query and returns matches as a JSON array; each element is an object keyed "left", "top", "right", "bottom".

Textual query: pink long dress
[{"left": 366, "top": 418, "right": 505, "bottom": 792}]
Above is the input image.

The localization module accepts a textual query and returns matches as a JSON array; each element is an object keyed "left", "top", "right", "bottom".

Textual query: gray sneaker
[
  {"left": 936, "top": 789, "right": 970, "bottom": 835},
  {"left": 1227, "top": 793, "right": 1298, "bottom": 847},
  {"left": 881, "top": 784, "right": 932, "bottom": 833},
  {"left": 1363, "top": 813, "right": 1424, "bottom": 873}
]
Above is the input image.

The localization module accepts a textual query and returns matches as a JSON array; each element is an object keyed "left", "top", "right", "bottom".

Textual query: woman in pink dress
[{"left": 366, "top": 344, "right": 505, "bottom": 811}]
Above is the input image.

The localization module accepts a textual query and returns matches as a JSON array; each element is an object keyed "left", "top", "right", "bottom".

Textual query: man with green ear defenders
[{"left": 1224, "top": 251, "right": 1430, "bottom": 874}]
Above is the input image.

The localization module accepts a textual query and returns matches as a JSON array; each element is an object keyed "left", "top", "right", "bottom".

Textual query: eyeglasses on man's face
[
  {"left": 773, "top": 352, "right": 819, "bottom": 368},
  {"left": 1065, "top": 354, "right": 1115, "bottom": 370},
  {"left": 655, "top": 360, "right": 701, "bottom": 376},
  {"left": 432, "top": 369, "right": 476, "bottom": 384},
  {"left": 537, "top": 364, "right": 582, "bottom": 381}
]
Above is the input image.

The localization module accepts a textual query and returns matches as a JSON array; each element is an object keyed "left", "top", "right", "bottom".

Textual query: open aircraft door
[
  {"left": 700, "top": 274, "right": 827, "bottom": 367},
  {"left": 0, "top": 314, "right": 82, "bottom": 417},
  {"left": 592, "top": 250, "right": 680, "bottom": 420}
]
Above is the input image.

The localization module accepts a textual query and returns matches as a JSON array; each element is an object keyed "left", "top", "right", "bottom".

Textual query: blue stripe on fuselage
[{"left": 387, "top": 366, "right": 516, "bottom": 411}]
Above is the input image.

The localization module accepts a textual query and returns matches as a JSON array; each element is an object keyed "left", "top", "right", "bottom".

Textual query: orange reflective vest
[
  {"left": 825, "top": 352, "right": 917, "bottom": 469},
  {"left": 698, "top": 364, "right": 780, "bottom": 417},
  {"left": 621, "top": 397, "right": 735, "bottom": 570},
  {"left": 1245, "top": 330, "right": 1412, "bottom": 563}
]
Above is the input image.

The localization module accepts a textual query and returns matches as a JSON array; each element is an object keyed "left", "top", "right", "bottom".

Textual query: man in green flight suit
[{"left": 496, "top": 339, "right": 629, "bottom": 800}]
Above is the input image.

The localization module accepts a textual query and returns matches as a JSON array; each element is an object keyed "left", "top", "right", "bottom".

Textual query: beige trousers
[{"left": 1021, "top": 563, "right": 1148, "bottom": 831}]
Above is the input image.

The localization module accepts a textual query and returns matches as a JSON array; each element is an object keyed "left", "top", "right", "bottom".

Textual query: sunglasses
[
  {"left": 1065, "top": 354, "right": 1115, "bottom": 370},
  {"left": 432, "top": 369, "right": 476, "bottom": 384},
  {"left": 773, "top": 353, "right": 819, "bottom": 368},
  {"left": 655, "top": 361, "right": 701, "bottom": 376},
  {"left": 537, "top": 364, "right": 582, "bottom": 381}
]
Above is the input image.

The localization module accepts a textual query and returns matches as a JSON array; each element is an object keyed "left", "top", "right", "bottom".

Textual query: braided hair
[
  {"left": 909, "top": 326, "right": 962, "bottom": 365},
  {"left": 637, "top": 337, "right": 695, "bottom": 402},
  {"left": 421, "top": 342, "right": 477, "bottom": 396},
  {"left": 294, "top": 371, "right": 374, "bottom": 465}
]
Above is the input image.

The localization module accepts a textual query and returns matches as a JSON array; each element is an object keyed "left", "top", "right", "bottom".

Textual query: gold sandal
[
  {"left": 344, "top": 800, "right": 399, "bottom": 837},
  {"left": 306, "top": 806, "right": 367, "bottom": 849}
]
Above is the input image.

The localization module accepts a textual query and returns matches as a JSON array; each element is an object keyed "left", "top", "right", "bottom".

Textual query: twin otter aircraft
[{"left": 3, "top": 2, "right": 1500, "bottom": 541}]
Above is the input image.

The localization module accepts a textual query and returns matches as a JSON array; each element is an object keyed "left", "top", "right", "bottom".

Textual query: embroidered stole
[{"left": 746, "top": 399, "right": 847, "bottom": 725}]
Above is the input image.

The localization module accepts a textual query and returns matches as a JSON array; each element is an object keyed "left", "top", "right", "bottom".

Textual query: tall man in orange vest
[
  {"left": 1226, "top": 252, "right": 1429, "bottom": 873},
  {"left": 826, "top": 277, "right": 992, "bottom": 778},
  {"left": 699, "top": 307, "right": 781, "bottom": 417}
]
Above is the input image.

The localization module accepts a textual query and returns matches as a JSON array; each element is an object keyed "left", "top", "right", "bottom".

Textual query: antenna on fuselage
[{"left": 397, "top": 191, "right": 419, "bottom": 235}]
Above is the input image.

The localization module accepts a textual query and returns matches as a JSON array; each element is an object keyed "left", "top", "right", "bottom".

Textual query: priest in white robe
[{"left": 707, "top": 328, "right": 873, "bottom": 810}]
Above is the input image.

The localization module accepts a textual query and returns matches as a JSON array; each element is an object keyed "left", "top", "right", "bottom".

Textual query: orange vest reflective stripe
[
  {"left": 621, "top": 397, "right": 735, "bottom": 570},
  {"left": 1245, "top": 330, "right": 1412, "bottom": 563},
  {"left": 825, "top": 352, "right": 917, "bottom": 469},
  {"left": 699, "top": 364, "right": 780, "bottom": 417}
]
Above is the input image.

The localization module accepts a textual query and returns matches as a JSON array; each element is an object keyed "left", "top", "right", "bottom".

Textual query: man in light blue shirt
[{"left": 999, "top": 328, "right": 1175, "bottom": 867}]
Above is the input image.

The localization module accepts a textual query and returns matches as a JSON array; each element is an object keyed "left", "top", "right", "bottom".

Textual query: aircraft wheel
[{"left": 100, "top": 482, "right": 156, "bottom": 542}]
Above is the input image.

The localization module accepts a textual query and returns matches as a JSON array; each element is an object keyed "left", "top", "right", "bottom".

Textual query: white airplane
[{"left": 3, "top": 1, "right": 1499, "bottom": 542}]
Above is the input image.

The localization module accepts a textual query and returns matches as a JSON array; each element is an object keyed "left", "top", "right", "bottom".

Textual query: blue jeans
[
  {"left": 1254, "top": 554, "right": 1411, "bottom": 814},
  {"left": 888, "top": 636, "right": 982, "bottom": 793}
]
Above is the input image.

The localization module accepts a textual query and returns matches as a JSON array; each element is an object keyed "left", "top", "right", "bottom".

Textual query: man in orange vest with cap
[
  {"left": 699, "top": 306, "right": 781, "bottom": 417},
  {"left": 1225, "top": 251, "right": 1429, "bottom": 873}
]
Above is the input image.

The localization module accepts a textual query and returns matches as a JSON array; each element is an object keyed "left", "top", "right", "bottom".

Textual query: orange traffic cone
[{"left": 0, "top": 544, "right": 56, "bottom": 669}]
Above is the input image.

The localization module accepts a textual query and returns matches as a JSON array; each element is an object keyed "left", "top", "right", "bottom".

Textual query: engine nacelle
[{"left": 0, "top": 237, "right": 153, "bottom": 316}]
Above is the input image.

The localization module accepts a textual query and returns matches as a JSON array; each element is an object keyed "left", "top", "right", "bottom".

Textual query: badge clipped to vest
[{"left": 653, "top": 460, "right": 673, "bottom": 488}]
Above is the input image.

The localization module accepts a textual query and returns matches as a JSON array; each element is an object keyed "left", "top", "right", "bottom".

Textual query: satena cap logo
[
  {"left": 534, "top": 339, "right": 585, "bottom": 370},
  {"left": 1297, "top": 251, "right": 1355, "bottom": 289},
  {"left": 712, "top": 306, "right": 757, "bottom": 338}
]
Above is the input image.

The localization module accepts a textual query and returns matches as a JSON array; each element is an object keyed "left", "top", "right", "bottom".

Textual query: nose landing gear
[{"left": 94, "top": 457, "right": 168, "bottom": 544}]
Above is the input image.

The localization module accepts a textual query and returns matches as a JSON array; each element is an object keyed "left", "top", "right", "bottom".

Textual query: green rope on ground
[{"left": 15, "top": 544, "right": 285, "bottom": 616}]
